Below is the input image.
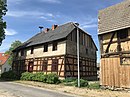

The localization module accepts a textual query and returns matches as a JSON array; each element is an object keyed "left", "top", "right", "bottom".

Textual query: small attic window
[
  {"left": 43, "top": 44, "right": 48, "bottom": 52},
  {"left": 117, "top": 29, "right": 128, "bottom": 39},
  {"left": 31, "top": 47, "right": 34, "bottom": 54},
  {"left": 52, "top": 42, "right": 57, "bottom": 51},
  {"left": 86, "top": 48, "right": 88, "bottom": 55}
]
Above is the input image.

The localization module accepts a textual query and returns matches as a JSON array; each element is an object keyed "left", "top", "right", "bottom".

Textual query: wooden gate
[{"left": 100, "top": 57, "right": 130, "bottom": 88}]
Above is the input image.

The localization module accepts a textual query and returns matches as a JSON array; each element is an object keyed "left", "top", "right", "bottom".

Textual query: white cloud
[
  {"left": 39, "top": 0, "right": 61, "bottom": 4},
  {"left": 6, "top": 10, "right": 54, "bottom": 18},
  {"left": 40, "top": 16, "right": 47, "bottom": 19},
  {"left": 46, "top": 19, "right": 56, "bottom": 23},
  {"left": 81, "top": 24, "right": 97, "bottom": 28},
  {"left": 76, "top": 17, "right": 97, "bottom": 29},
  {"left": 5, "top": 29, "right": 18, "bottom": 36}
]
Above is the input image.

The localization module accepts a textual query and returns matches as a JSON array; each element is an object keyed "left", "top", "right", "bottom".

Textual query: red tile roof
[{"left": 0, "top": 53, "right": 9, "bottom": 66}]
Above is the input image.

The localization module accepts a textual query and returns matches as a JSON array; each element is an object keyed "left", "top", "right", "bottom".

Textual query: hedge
[{"left": 20, "top": 72, "right": 60, "bottom": 84}]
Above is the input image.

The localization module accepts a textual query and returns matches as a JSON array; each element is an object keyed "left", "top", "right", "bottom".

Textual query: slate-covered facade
[
  {"left": 98, "top": 0, "right": 130, "bottom": 88},
  {"left": 13, "top": 22, "right": 97, "bottom": 80}
]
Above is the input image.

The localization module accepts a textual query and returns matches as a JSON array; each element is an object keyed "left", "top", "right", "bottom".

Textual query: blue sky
[{"left": 0, "top": 0, "right": 123, "bottom": 62}]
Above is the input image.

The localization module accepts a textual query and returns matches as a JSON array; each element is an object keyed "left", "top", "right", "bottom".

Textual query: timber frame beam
[
  {"left": 105, "top": 32, "right": 116, "bottom": 53},
  {"left": 101, "top": 51, "right": 130, "bottom": 57},
  {"left": 102, "top": 37, "right": 130, "bottom": 45}
]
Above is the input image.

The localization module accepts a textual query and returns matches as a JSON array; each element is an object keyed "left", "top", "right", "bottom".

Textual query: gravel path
[{"left": 0, "top": 81, "right": 79, "bottom": 97}]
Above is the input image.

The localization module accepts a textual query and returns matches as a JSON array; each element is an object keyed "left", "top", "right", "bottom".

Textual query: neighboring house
[
  {"left": 12, "top": 22, "right": 98, "bottom": 80},
  {"left": 0, "top": 53, "right": 11, "bottom": 74},
  {"left": 98, "top": 0, "right": 130, "bottom": 88}
]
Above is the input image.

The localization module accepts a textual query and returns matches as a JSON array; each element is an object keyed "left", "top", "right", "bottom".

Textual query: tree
[
  {"left": 0, "top": 0, "right": 7, "bottom": 45},
  {"left": 5, "top": 40, "right": 22, "bottom": 65}
]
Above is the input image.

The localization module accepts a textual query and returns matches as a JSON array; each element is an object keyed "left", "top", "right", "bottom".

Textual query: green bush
[
  {"left": 62, "top": 78, "right": 76, "bottom": 86},
  {"left": 20, "top": 72, "right": 34, "bottom": 81},
  {"left": 1, "top": 70, "right": 19, "bottom": 80},
  {"left": 31, "top": 72, "right": 44, "bottom": 82},
  {"left": 62, "top": 78, "right": 76, "bottom": 83},
  {"left": 46, "top": 73, "right": 60, "bottom": 84},
  {"left": 20, "top": 72, "right": 60, "bottom": 84},
  {"left": 74, "top": 79, "right": 88, "bottom": 87},
  {"left": 88, "top": 82, "right": 100, "bottom": 89},
  {"left": 42, "top": 74, "right": 48, "bottom": 83}
]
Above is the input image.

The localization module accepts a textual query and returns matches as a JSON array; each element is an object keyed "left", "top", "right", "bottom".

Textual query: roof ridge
[{"left": 13, "top": 22, "right": 76, "bottom": 51}]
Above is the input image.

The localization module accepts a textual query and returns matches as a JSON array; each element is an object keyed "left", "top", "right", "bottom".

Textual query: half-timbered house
[
  {"left": 13, "top": 22, "right": 97, "bottom": 80},
  {"left": 98, "top": 1, "right": 130, "bottom": 88}
]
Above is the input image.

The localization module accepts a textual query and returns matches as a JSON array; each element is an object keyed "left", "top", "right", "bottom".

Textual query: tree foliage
[
  {"left": 5, "top": 40, "right": 22, "bottom": 65},
  {"left": 0, "top": 0, "right": 7, "bottom": 45},
  {"left": 5, "top": 40, "right": 22, "bottom": 54}
]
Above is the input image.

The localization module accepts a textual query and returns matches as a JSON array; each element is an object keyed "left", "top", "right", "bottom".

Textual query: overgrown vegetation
[
  {"left": 0, "top": 71, "right": 100, "bottom": 89},
  {"left": 74, "top": 79, "right": 88, "bottom": 87},
  {"left": 5, "top": 40, "right": 22, "bottom": 65},
  {"left": 46, "top": 73, "right": 60, "bottom": 84},
  {"left": 63, "top": 78, "right": 89, "bottom": 87},
  {"left": 88, "top": 82, "right": 100, "bottom": 89},
  {"left": 62, "top": 78, "right": 76, "bottom": 86},
  {"left": 20, "top": 72, "right": 60, "bottom": 84},
  {"left": 20, "top": 72, "right": 34, "bottom": 81},
  {"left": 1, "top": 70, "right": 19, "bottom": 80},
  {"left": 0, "top": 0, "right": 7, "bottom": 45}
]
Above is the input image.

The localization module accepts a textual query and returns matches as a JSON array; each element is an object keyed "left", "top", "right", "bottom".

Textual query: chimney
[
  {"left": 39, "top": 26, "right": 44, "bottom": 33},
  {"left": 52, "top": 25, "right": 58, "bottom": 30},
  {"left": 44, "top": 28, "right": 50, "bottom": 33}
]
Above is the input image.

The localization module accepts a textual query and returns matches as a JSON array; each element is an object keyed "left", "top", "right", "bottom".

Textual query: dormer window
[
  {"left": 52, "top": 42, "right": 57, "bottom": 51},
  {"left": 44, "top": 44, "right": 48, "bottom": 52}
]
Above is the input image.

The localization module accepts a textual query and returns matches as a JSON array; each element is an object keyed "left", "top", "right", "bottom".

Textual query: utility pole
[
  {"left": 73, "top": 23, "right": 80, "bottom": 87},
  {"left": 76, "top": 25, "right": 80, "bottom": 88}
]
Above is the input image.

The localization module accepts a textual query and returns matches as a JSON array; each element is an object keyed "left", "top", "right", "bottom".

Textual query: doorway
[{"left": 28, "top": 62, "right": 34, "bottom": 72}]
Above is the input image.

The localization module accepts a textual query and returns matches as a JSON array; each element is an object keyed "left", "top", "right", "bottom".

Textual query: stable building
[
  {"left": 13, "top": 22, "right": 97, "bottom": 80},
  {"left": 98, "top": 1, "right": 130, "bottom": 88}
]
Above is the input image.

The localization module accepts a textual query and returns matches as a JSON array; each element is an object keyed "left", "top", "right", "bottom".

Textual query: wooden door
[{"left": 28, "top": 62, "right": 33, "bottom": 72}]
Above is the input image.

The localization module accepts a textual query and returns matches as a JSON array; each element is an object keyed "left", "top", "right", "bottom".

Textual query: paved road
[{"left": 0, "top": 81, "right": 79, "bottom": 97}]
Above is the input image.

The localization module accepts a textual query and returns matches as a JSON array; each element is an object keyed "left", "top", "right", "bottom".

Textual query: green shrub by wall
[
  {"left": 20, "top": 72, "right": 60, "bottom": 84},
  {"left": 63, "top": 78, "right": 76, "bottom": 86},
  {"left": 46, "top": 73, "right": 60, "bottom": 84},
  {"left": 88, "top": 82, "right": 100, "bottom": 89},
  {"left": 74, "top": 79, "right": 88, "bottom": 87},
  {"left": 20, "top": 72, "right": 34, "bottom": 81},
  {"left": 1, "top": 70, "right": 19, "bottom": 80},
  {"left": 31, "top": 72, "right": 44, "bottom": 82}
]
